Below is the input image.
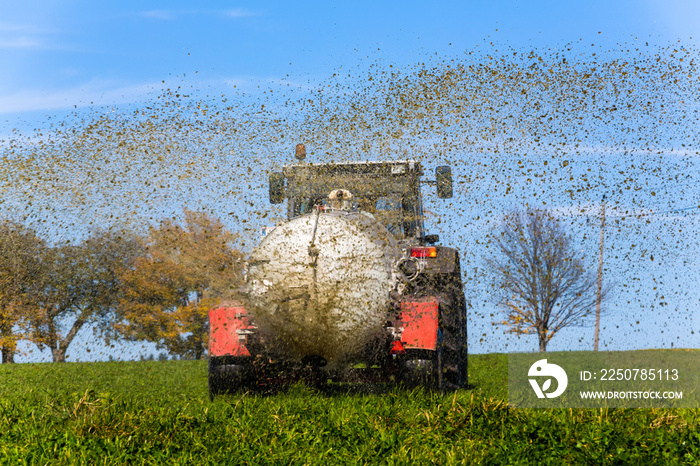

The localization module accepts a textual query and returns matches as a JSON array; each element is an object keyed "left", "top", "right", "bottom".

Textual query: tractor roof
[
  {"left": 283, "top": 160, "right": 424, "bottom": 178},
  {"left": 282, "top": 160, "right": 423, "bottom": 199}
]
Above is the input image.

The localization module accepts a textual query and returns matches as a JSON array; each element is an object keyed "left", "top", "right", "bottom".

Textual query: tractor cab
[{"left": 268, "top": 145, "right": 453, "bottom": 242}]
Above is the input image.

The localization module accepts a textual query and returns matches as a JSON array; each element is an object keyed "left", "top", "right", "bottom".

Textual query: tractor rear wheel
[
  {"left": 401, "top": 273, "right": 467, "bottom": 392},
  {"left": 439, "top": 273, "right": 468, "bottom": 390},
  {"left": 402, "top": 346, "right": 444, "bottom": 391},
  {"left": 208, "top": 357, "right": 255, "bottom": 400}
]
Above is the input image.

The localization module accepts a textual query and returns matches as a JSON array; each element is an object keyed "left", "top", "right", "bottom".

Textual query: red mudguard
[
  {"left": 399, "top": 297, "right": 439, "bottom": 350},
  {"left": 209, "top": 306, "right": 252, "bottom": 357}
]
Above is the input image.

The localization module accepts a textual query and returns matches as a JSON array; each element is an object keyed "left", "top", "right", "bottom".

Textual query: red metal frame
[
  {"left": 399, "top": 297, "right": 439, "bottom": 351},
  {"left": 210, "top": 297, "right": 440, "bottom": 359},
  {"left": 209, "top": 306, "right": 253, "bottom": 357}
]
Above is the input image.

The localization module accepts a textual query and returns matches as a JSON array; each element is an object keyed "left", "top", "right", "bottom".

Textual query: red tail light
[
  {"left": 411, "top": 246, "right": 437, "bottom": 258},
  {"left": 390, "top": 340, "right": 406, "bottom": 355}
]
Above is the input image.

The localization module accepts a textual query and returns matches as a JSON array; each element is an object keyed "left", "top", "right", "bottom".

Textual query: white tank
[{"left": 246, "top": 210, "right": 400, "bottom": 362}]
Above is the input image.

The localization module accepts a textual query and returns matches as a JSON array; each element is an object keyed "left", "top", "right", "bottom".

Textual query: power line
[
  {"left": 577, "top": 204, "right": 700, "bottom": 221},
  {"left": 624, "top": 205, "right": 700, "bottom": 218}
]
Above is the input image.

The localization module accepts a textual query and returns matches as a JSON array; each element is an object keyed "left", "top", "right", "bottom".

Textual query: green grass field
[{"left": 1, "top": 354, "right": 698, "bottom": 465}]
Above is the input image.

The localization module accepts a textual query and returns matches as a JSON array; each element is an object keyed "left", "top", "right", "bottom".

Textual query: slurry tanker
[{"left": 208, "top": 144, "right": 467, "bottom": 398}]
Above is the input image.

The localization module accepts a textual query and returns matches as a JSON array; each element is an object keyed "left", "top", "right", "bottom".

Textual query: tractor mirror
[
  {"left": 436, "top": 166, "right": 453, "bottom": 199},
  {"left": 421, "top": 234, "right": 440, "bottom": 245},
  {"left": 269, "top": 172, "right": 285, "bottom": 204}
]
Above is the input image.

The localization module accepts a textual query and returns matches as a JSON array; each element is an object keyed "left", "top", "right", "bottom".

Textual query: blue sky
[
  {"left": 2, "top": 1, "right": 700, "bottom": 118},
  {"left": 2, "top": 1, "right": 700, "bottom": 361}
]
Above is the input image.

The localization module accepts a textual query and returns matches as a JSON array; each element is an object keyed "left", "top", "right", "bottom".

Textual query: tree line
[
  {"left": 0, "top": 206, "right": 605, "bottom": 363},
  {"left": 0, "top": 210, "right": 245, "bottom": 364}
]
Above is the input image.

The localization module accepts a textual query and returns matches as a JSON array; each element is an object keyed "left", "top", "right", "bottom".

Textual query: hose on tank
[
  {"left": 395, "top": 256, "right": 420, "bottom": 282},
  {"left": 308, "top": 208, "right": 322, "bottom": 304}
]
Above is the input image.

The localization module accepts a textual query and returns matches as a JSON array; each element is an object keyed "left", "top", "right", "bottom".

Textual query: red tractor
[{"left": 209, "top": 145, "right": 467, "bottom": 398}]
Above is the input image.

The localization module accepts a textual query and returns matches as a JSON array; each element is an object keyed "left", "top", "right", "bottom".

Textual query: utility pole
[{"left": 594, "top": 194, "right": 606, "bottom": 351}]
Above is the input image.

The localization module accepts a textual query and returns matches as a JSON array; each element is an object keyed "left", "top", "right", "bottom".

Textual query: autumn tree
[
  {"left": 0, "top": 220, "right": 45, "bottom": 364},
  {"left": 486, "top": 209, "right": 603, "bottom": 352},
  {"left": 115, "top": 210, "right": 245, "bottom": 359},
  {"left": 29, "top": 229, "right": 142, "bottom": 362}
]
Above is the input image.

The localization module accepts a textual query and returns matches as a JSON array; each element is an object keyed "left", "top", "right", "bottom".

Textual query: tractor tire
[
  {"left": 401, "top": 271, "right": 468, "bottom": 392},
  {"left": 208, "top": 357, "right": 254, "bottom": 400},
  {"left": 402, "top": 346, "right": 444, "bottom": 391},
  {"left": 208, "top": 358, "right": 220, "bottom": 401},
  {"left": 439, "top": 272, "right": 468, "bottom": 390}
]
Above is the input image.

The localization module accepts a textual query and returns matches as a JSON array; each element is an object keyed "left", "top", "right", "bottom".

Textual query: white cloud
[
  {"left": 225, "top": 9, "right": 259, "bottom": 18},
  {"left": 0, "top": 23, "right": 27, "bottom": 33},
  {"left": 0, "top": 36, "right": 43, "bottom": 49},
  {"left": 222, "top": 77, "right": 250, "bottom": 87},
  {"left": 0, "top": 75, "right": 290, "bottom": 114},
  {"left": 140, "top": 10, "right": 179, "bottom": 21},
  {"left": 0, "top": 21, "right": 64, "bottom": 50},
  {"left": 0, "top": 22, "right": 56, "bottom": 34},
  {"left": 0, "top": 80, "right": 167, "bottom": 114},
  {"left": 136, "top": 9, "right": 260, "bottom": 21}
]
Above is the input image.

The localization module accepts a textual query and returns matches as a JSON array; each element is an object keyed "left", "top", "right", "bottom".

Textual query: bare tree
[{"left": 486, "top": 209, "right": 603, "bottom": 352}]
